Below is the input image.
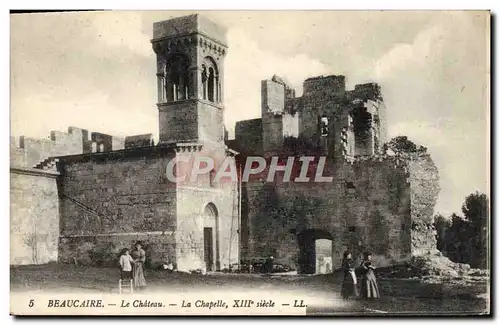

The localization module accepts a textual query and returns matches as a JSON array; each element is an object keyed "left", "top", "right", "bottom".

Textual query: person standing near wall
[
  {"left": 359, "top": 252, "right": 380, "bottom": 299},
  {"left": 131, "top": 241, "right": 147, "bottom": 291},
  {"left": 265, "top": 255, "right": 274, "bottom": 274},
  {"left": 340, "top": 251, "right": 358, "bottom": 300}
]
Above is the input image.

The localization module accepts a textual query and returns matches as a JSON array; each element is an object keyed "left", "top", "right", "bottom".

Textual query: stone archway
[
  {"left": 203, "top": 203, "right": 220, "bottom": 272},
  {"left": 295, "top": 229, "right": 333, "bottom": 274}
]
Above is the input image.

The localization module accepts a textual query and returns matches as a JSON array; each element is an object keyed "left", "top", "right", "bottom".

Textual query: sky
[{"left": 10, "top": 10, "right": 489, "bottom": 216}]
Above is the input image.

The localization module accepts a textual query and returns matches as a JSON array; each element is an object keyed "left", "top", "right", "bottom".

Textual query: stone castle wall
[
  {"left": 57, "top": 147, "right": 178, "bottom": 268},
  {"left": 10, "top": 127, "right": 126, "bottom": 169},
  {"left": 56, "top": 145, "right": 239, "bottom": 271},
  {"left": 235, "top": 118, "right": 263, "bottom": 155},
  {"left": 241, "top": 154, "right": 439, "bottom": 271},
  {"left": 10, "top": 168, "right": 60, "bottom": 265},
  {"left": 9, "top": 127, "right": 130, "bottom": 266}
]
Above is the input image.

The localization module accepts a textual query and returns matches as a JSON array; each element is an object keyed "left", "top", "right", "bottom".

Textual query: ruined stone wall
[
  {"left": 235, "top": 118, "right": 263, "bottom": 155},
  {"left": 282, "top": 112, "right": 299, "bottom": 138},
  {"left": 10, "top": 168, "right": 60, "bottom": 265},
  {"left": 241, "top": 156, "right": 425, "bottom": 271},
  {"left": 406, "top": 154, "right": 440, "bottom": 255},
  {"left": 58, "top": 148, "right": 178, "bottom": 268},
  {"left": 262, "top": 80, "right": 285, "bottom": 153},
  {"left": 299, "top": 76, "right": 346, "bottom": 141}
]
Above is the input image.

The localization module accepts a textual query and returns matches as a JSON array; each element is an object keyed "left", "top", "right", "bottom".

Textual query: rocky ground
[{"left": 374, "top": 251, "right": 489, "bottom": 300}]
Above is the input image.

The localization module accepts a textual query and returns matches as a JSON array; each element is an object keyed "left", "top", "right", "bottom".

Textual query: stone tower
[{"left": 151, "top": 14, "right": 227, "bottom": 146}]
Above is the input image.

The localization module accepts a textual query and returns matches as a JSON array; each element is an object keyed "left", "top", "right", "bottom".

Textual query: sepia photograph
[{"left": 9, "top": 9, "right": 490, "bottom": 316}]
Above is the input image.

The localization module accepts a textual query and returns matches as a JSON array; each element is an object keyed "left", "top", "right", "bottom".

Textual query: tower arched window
[
  {"left": 201, "top": 57, "right": 219, "bottom": 103},
  {"left": 208, "top": 67, "right": 215, "bottom": 102},
  {"left": 202, "top": 65, "right": 208, "bottom": 100},
  {"left": 164, "top": 54, "right": 191, "bottom": 102}
]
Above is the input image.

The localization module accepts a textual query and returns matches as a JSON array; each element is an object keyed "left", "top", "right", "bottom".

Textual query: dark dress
[
  {"left": 131, "top": 249, "right": 147, "bottom": 288},
  {"left": 341, "top": 259, "right": 359, "bottom": 299},
  {"left": 360, "top": 260, "right": 380, "bottom": 299}
]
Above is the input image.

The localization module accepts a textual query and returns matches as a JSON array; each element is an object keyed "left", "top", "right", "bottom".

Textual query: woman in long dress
[
  {"left": 340, "top": 251, "right": 358, "bottom": 300},
  {"left": 131, "top": 241, "right": 147, "bottom": 290},
  {"left": 360, "top": 252, "right": 380, "bottom": 299}
]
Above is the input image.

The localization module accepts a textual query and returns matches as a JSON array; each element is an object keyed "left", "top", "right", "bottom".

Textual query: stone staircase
[{"left": 33, "top": 157, "right": 60, "bottom": 171}]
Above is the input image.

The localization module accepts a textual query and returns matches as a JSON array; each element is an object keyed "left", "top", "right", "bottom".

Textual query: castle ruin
[{"left": 10, "top": 14, "right": 440, "bottom": 274}]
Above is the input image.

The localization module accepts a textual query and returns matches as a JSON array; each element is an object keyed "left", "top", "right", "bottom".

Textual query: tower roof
[{"left": 152, "top": 13, "right": 227, "bottom": 46}]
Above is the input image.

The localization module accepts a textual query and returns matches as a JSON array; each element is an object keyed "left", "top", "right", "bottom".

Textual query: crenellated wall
[{"left": 10, "top": 126, "right": 125, "bottom": 169}]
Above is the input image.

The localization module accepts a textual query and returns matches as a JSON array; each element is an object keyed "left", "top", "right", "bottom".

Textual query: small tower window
[
  {"left": 98, "top": 144, "right": 104, "bottom": 152},
  {"left": 91, "top": 142, "right": 97, "bottom": 153}
]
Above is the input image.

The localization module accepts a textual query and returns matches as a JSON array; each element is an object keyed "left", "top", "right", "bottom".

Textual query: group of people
[
  {"left": 118, "top": 241, "right": 147, "bottom": 291},
  {"left": 341, "top": 251, "right": 380, "bottom": 300}
]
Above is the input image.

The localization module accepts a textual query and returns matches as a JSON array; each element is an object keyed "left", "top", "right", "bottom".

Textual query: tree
[
  {"left": 462, "top": 192, "right": 489, "bottom": 268},
  {"left": 385, "top": 136, "right": 427, "bottom": 155},
  {"left": 434, "top": 214, "right": 450, "bottom": 253},
  {"left": 434, "top": 192, "right": 490, "bottom": 269},
  {"left": 462, "top": 192, "right": 489, "bottom": 230},
  {"left": 446, "top": 213, "right": 473, "bottom": 264}
]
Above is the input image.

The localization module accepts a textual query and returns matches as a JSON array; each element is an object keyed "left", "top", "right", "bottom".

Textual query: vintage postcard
[{"left": 9, "top": 10, "right": 490, "bottom": 316}]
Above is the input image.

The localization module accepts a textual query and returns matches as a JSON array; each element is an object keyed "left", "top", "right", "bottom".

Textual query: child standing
[{"left": 119, "top": 248, "right": 134, "bottom": 280}]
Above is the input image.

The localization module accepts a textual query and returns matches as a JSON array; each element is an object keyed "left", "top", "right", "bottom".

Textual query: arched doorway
[
  {"left": 295, "top": 229, "right": 333, "bottom": 274},
  {"left": 203, "top": 203, "right": 219, "bottom": 272}
]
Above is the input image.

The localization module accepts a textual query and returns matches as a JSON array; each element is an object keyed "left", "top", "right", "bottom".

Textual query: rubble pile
[{"left": 378, "top": 251, "right": 489, "bottom": 284}]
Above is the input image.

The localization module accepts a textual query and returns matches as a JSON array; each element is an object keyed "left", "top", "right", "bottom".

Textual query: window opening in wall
[
  {"left": 208, "top": 67, "right": 215, "bottom": 102},
  {"left": 202, "top": 65, "right": 208, "bottom": 100},
  {"left": 348, "top": 226, "right": 356, "bottom": 232},
  {"left": 98, "top": 144, "right": 104, "bottom": 152},
  {"left": 165, "top": 54, "right": 190, "bottom": 103},
  {"left": 346, "top": 181, "right": 356, "bottom": 189},
  {"left": 91, "top": 142, "right": 97, "bottom": 153},
  {"left": 320, "top": 116, "right": 329, "bottom": 137}
]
